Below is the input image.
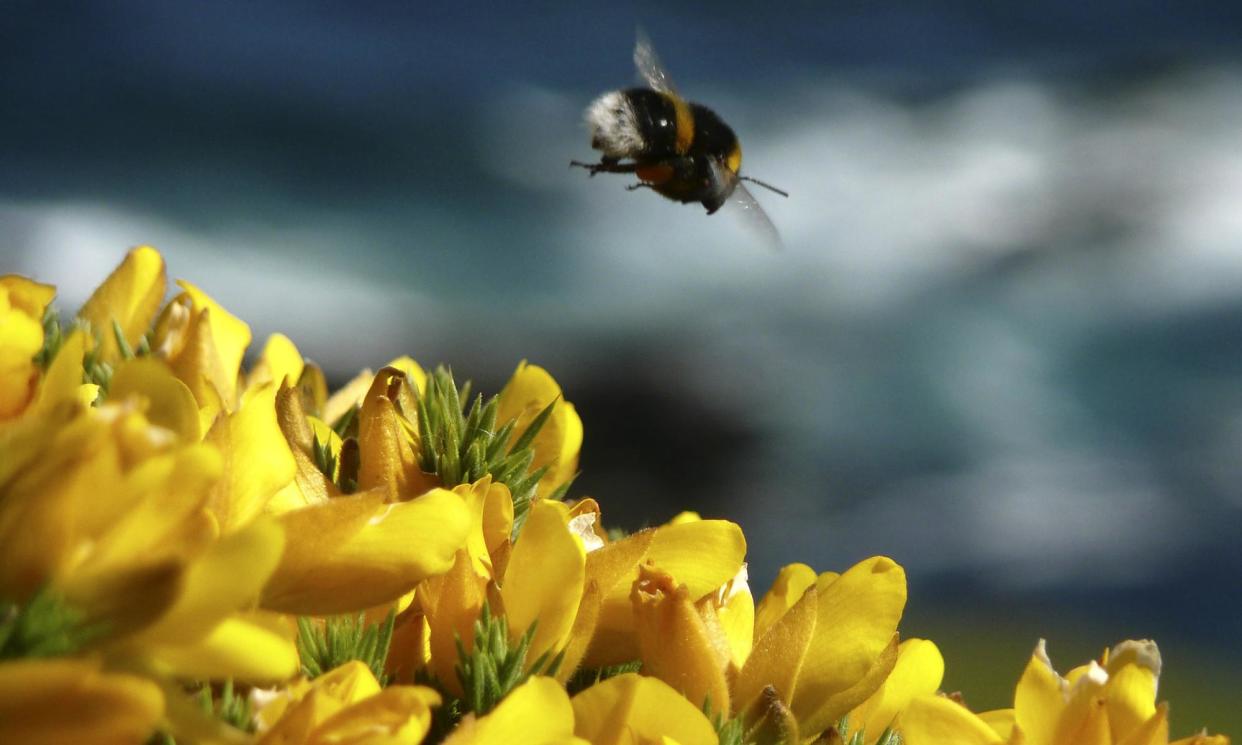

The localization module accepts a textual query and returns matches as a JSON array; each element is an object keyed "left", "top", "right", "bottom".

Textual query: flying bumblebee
[{"left": 572, "top": 31, "right": 788, "bottom": 247}]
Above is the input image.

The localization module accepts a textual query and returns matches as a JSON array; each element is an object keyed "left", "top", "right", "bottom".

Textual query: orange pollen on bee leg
[{"left": 636, "top": 164, "right": 674, "bottom": 184}]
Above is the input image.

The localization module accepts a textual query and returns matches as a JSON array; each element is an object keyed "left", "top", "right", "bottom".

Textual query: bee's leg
[
  {"left": 626, "top": 182, "right": 654, "bottom": 192},
  {"left": 570, "top": 159, "right": 639, "bottom": 177}
]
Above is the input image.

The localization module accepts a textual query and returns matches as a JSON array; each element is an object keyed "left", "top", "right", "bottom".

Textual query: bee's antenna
[{"left": 740, "top": 175, "right": 790, "bottom": 198}]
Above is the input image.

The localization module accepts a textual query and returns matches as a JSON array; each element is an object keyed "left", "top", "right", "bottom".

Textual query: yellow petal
[
  {"left": 554, "top": 579, "right": 602, "bottom": 685},
  {"left": 357, "top": 368, "right": 435, "bottom": 501},
  {"left": 591, "top": 519, "right": 747, "bottom": 666},
  {"left": 59, "top": 559, "right": 184, "bottom": 643},
  {"left": 271, "top": 385, "right": 337, "bottom": 511},
  {"left": 426, "top": 550, "right": 488, "bottom": 698},
  {"left": 851, "top": 638, "right": 946, "bottom": 742},
  {"left": 0, "top": 276, "right": 55, "bottom": 420},
  {"left": 580, "top": 528, "right": 657, "bottom": 667},
  {"left": 33, "top": 327, "right": 91, "bottom": 417},
  {"left": 446, "top": 676, "right": 580, "bottom": 745},
  {"left": 1014, "top": 641, "right": 1067, "bottom": 745},
  {"left": 1170, "top": 732, "right": 1230, "bottom": 745},
  {"left": 734, "top": 585, "right": 818, "bottom": 725},
  {"left": 263, "top": 488, "right": 470, "bottom": 615},
  {"left": 789, "top": 557, "right": 907, "bottom": 733},
  {"left": 146, "top": 613, "right": 299, "bottom": 682},
  {"left": 315, "top": 661, "right": 384, "bottom": 706},
  {"left": 715, "top": 565, "right": 755, "bottom": 671},
  {"left": 159, "top": 295, "right": 229, "bottom": 424},
  {"left": 386, "top": 612, "right": 432, "bottom": 683},
  {"left": 110, "top": 357, "right": 202, "bottom": 441},
  {"left": 249, "top": 333, "right": 305, "bottom": 390},
  {"left": 1052, "top": 660, "right": 1109, "bottom": 745},
  {"left": 645, "top": 519, "right": 747, "bottom": 600},
  {"left": 205, "top": 383, "right": 297, "bottom": 532},
  {"left": 496, "top": 361, "right": 581, "bottom": 496},
  {"left": 501, "top": 499, "right": 586, "bottom": 661},
  {"left": 77, "top": 246, "right": 166, "bottom": 365},
  {"left": 0, "top": 658, "right": 163, "bottom": 745},
  {"left": 978, "top": 709, "right": 1016, "bottom": 740},
  {"left": 804, "top": 635, "right": 900, "bottom": 738},
  {"left": 177, "top": 279, "right": 252, "bottom": 403},
  {"left": 138, "top": 517, "right": 285, "bottom": 643},
  {"left": 1117, "top": 703, "right": 1168, "bottom": 745},
  {"left": 571, "top": 673, "right": 717, "bottom": 745},
  {"left": 256, "top": 662, "right": 380, "bottom": 744},
  {"left": 630, "top": 565, "right": 731, "bottom": 715},
  {"left": 1103, "top": 640, "right": 1160, "bottom": 742},
  {"left": 309, "top": 685, "right": 441, "bottom": 745},
  {"left": 0, "top": 274, "right": 57, "bottom": 317},
  {"left": 898, "top": 695, "right": 1004, "bottom": 745},
  {"left": 753, "top": 563, "right": 817, "bottom": 642},
  {"left": 386, "top": 356, "right": 428, "bottom": 394},
  {"left": 324, "top": 368, "right": 375, "bottom": 428}
]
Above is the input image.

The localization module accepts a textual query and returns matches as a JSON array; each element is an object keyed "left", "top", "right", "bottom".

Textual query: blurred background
[{"left": 3, "top": 1, "right": 1240, "bottom": 732}]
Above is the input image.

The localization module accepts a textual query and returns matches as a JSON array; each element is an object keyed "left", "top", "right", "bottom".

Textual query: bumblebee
[{"left": 572, "top": 32, "right": 787, "bottom": 245}]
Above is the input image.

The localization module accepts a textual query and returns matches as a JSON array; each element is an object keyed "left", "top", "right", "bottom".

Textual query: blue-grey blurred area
[{"left": 3, "top": 0, "right": 1241, "bottom": 725}]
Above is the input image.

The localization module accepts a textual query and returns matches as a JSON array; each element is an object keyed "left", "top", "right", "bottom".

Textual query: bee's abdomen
[
  {"left": 688, "top": 103, "right": 739, "bottom": 167},
  {"left": 586, "top": 88, "right": 684, "bottom": 160}
]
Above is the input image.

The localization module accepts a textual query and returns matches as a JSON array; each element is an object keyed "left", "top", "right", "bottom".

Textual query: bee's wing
[
  {"left": 709, "top": 158, "right": 783, "bottom": 251},
  {"left": 634, "top": 28, "right": 681, "bottom": 96}
]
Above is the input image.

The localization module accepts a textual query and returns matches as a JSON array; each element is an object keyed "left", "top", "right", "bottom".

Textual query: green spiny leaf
[
  {"left": 875, "top": 728, "right": 901, "bottom": 745},
  {"left": 708, "top": 705, "right": 751, "bottom": 745},
  {"left": 113, "top": 319, "right": 135, "bottom": 360},
  {"left": 296, "top": 610, "right": 396, "bottom": 684},
  {"left": 33, "top": 305, "right": 63, "bottom": 370},
  {"left": 0, "top": 586, "right": 107, "bottom": 660},
  {"left": 452, "top": 602, "right": 559, "bottom": 718},
  {"left": 414, "top": 366, "right": 565, "bottom": 539},
  {"left": 564, "top": 659, "right": 643, "bottom": 695}
]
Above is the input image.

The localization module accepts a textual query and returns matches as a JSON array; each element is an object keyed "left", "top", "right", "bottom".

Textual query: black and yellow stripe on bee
[
  {"left": 623, "top": 88, "right": 694, "bottom": 157},
  {"left": 686, "top": 103, "right": 742, "bottom": 175},
  {"left": 623, "top": 88, "right": 743, "bottom": 174}
]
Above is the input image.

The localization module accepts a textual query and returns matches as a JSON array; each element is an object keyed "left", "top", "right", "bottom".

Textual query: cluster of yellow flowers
[{"left": 0, "top": 247, "right": 1228, "bottom": 745}]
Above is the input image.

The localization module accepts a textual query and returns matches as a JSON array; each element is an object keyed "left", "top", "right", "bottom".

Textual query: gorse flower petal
[
  {"left": 205, "top": 383, "right": 298, "bottom": 533},
  {"left": 589, "top": 518, "right": 745, "bottom": 667},
  {"left": 900, "top": 639, "right": 1229, "bottom": 745},
  {"left": 0, "top": 657, "right": 164, "bottom": 745},
  {"left": 109, "top": 357, "right": 202, "bottom": 441},
  {"left": 495, "top": 361, "right": 582, "bottom": 499},
  {"left": 76, "top": 245, "right": 166, "bottom": 366},
  {"left": 630, "top": 564, "right": 732, "bottom": 716},
  {"left": 0, "top": 275, "right": 56, "bottom": 420},
  {"left": 175, "top": 279, "right": 252, "bottom": 407},
  {"left": 847, "top": 637, "right": 945, "bottom": 744},
  {"left": 1, "top": 248, "right": 1231, "bottom": 745},
  {"left": 900, "top": 695, "right": 1005, "bottom": 745},
  {"left": 262, "top": 489, "right": 471, "bottom": 616},
  {"left": 500, "top": 498, "right": 586, "bottom": 663},
  {"left": 570, "top": 672, "right": 718, "bottom": 745},
  {"left": 445, "top": 676, "right": 582, "bottom": 745}
]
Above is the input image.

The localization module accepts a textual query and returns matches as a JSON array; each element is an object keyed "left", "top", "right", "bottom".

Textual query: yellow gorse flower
[
  {"left": 0, "top": 274, "right": 56, "bottom": 420},
  {"left": 0, "top": 246, "right": 1230, "bottom": 745},
  {"left": 253, "top": 660, "right": 441, "bottom": 745},
  {"left": 899, "top": 639, "right": 1229, "bottom": 745}
]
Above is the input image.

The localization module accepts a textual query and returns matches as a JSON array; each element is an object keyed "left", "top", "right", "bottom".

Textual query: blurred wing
[
  {"left": 710, "top": 159, "right": 783, "bottom": 251},
  {"left": 634, "top": 28, "right": 680, "bottom": 96}
]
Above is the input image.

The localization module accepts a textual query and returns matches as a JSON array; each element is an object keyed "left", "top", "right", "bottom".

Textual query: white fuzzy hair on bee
[{"left": 585, "top": 91, "right": 646, "bottom": 158}]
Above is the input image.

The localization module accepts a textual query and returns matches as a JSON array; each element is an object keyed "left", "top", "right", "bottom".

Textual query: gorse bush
[{"left": 0, "top": 247, "right": 1228, "bottom": 744}]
